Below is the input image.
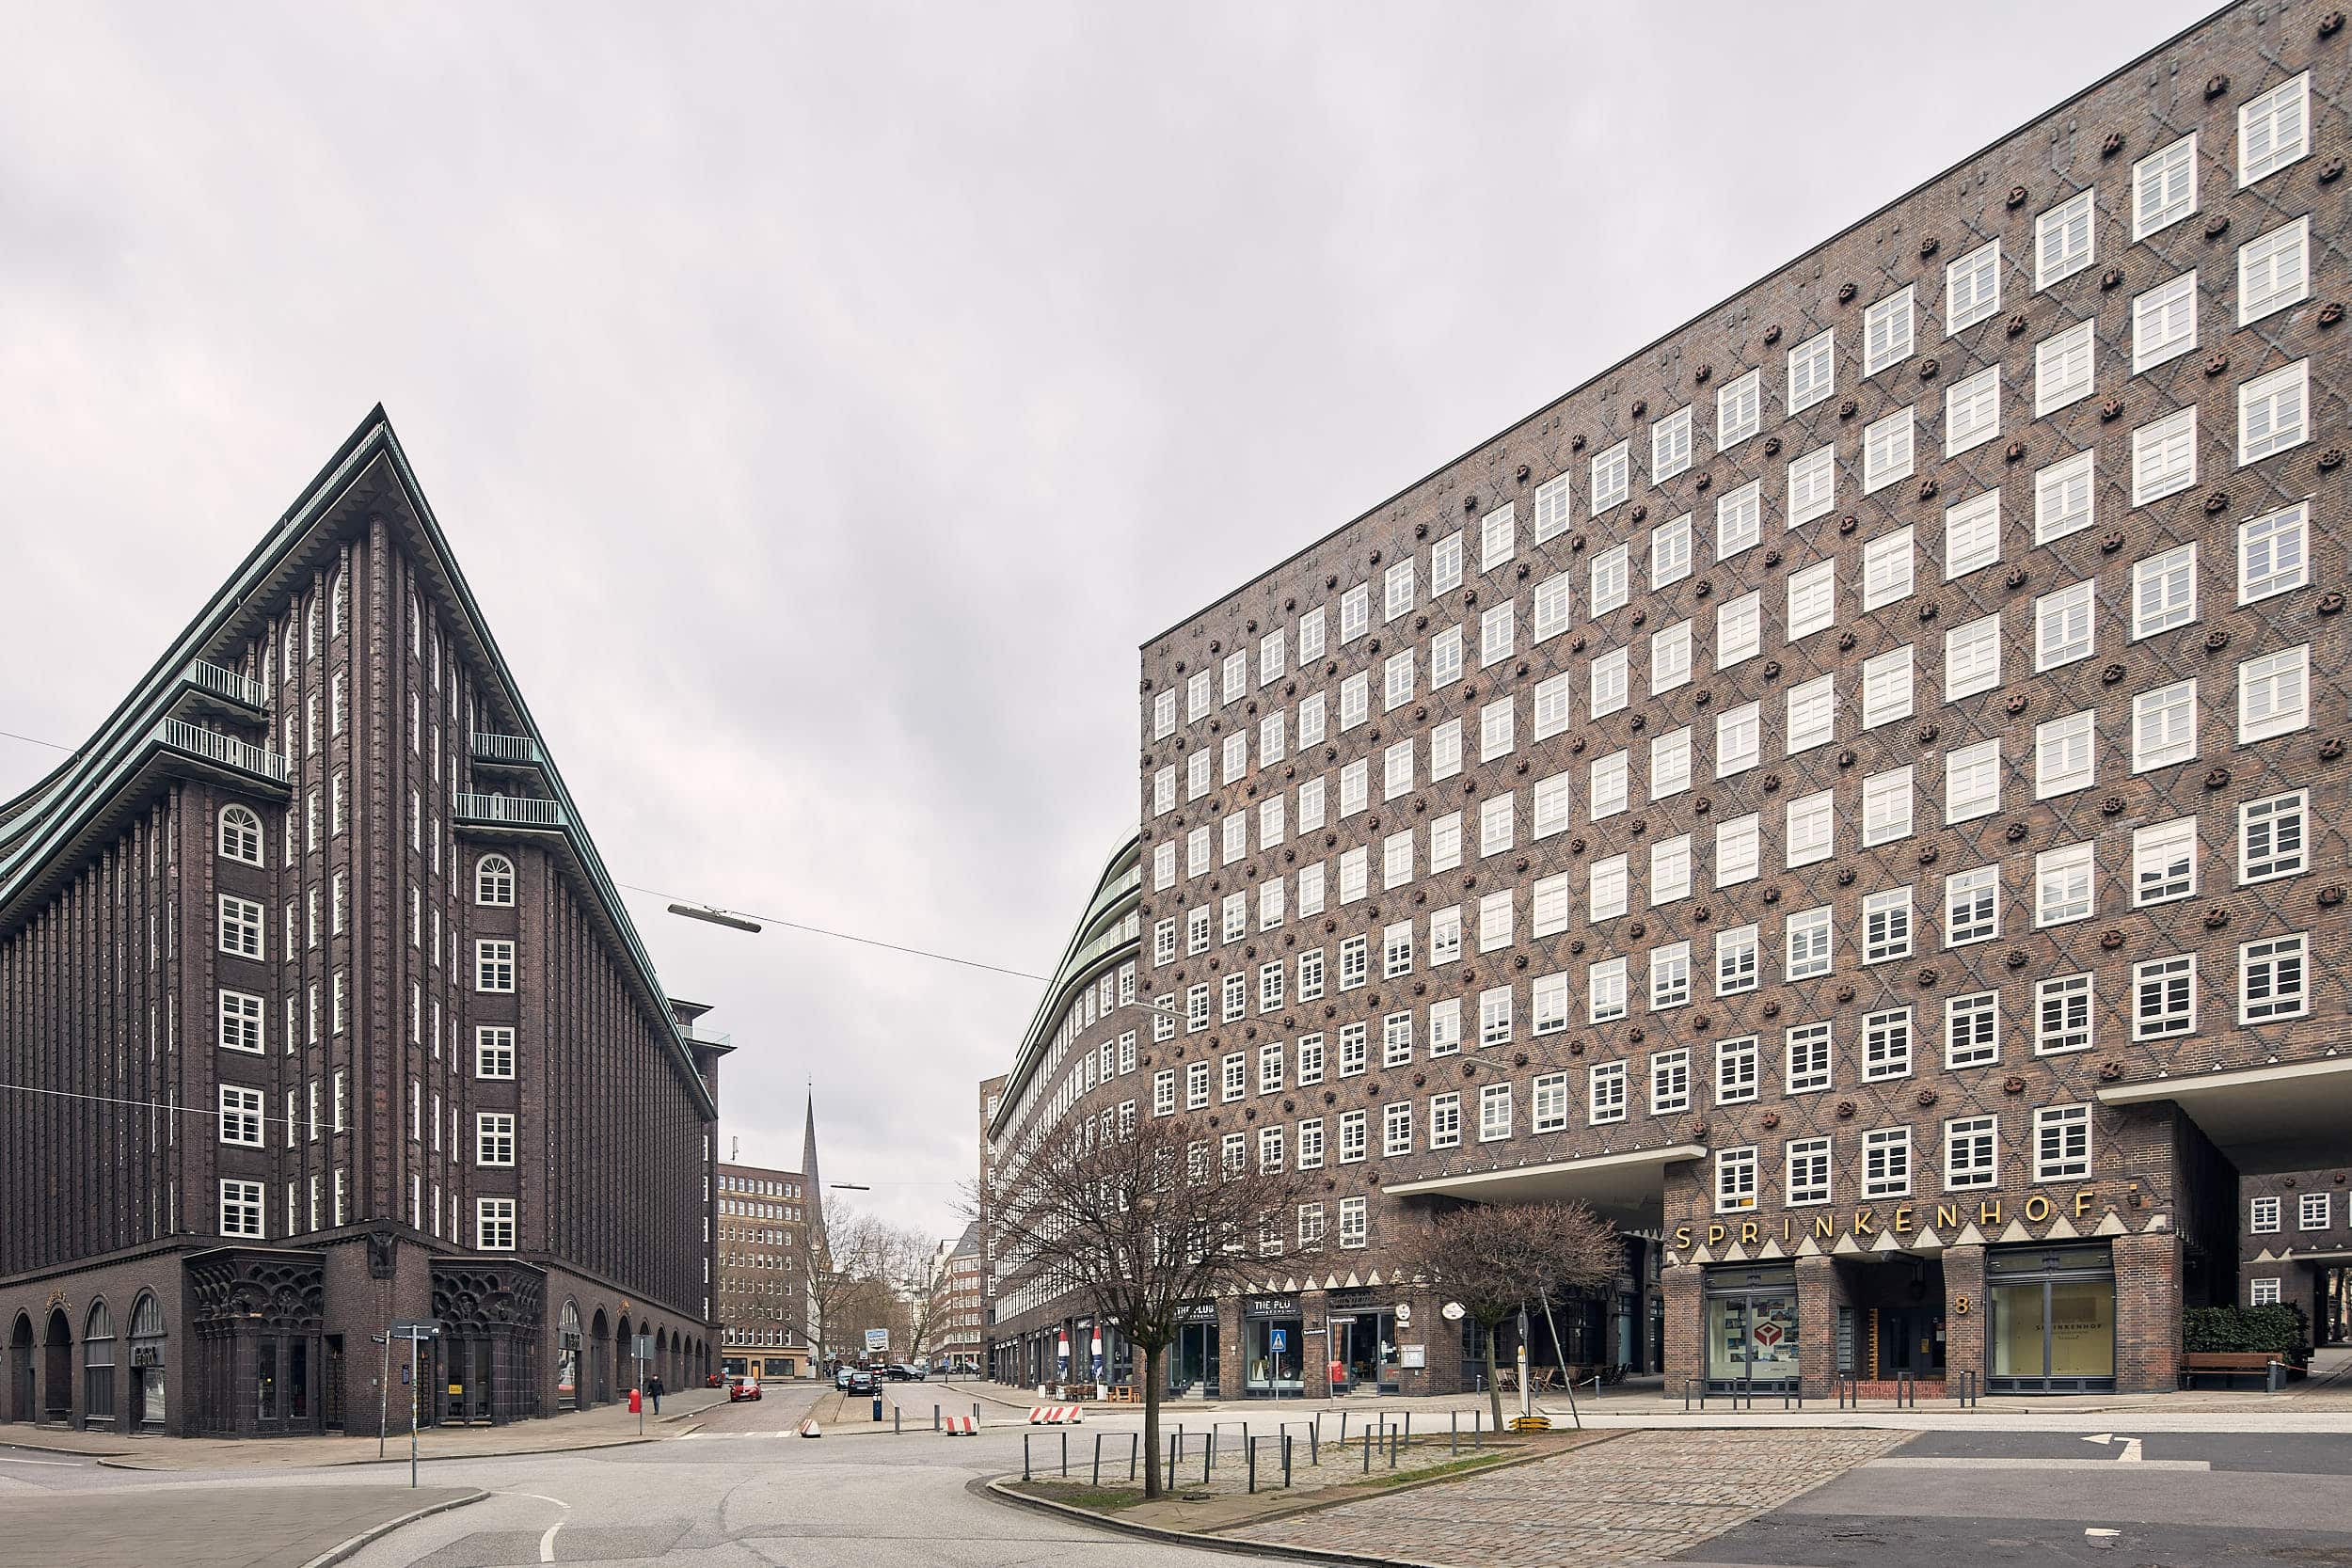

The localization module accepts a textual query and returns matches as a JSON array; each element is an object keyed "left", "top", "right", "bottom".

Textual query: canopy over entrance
[
  {"left": 2098, "top": 1056, "right": 2352, "bottom": 1174},
  {"left": 1382, "top": 1144, "right": 1705, "bottom": 1229}
]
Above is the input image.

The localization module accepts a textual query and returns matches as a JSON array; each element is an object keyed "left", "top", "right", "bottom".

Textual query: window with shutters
[
  {"left": 2037, "top": 973, "right": 2092, "bottom": 1055},
  {"left": 1945, "top": 866, "right": 1998, "bottom": 946},
  {"left": 1651, "top": 408, "right": 1693, "bottom": 483},
  {"left": 2132, "top": 407, "right": 2198, "bottom": 502},
  {"left": 2133, "top": 134, "right": 2197, "bottom": 238},
  {"left": 1944, "top": 490, "right": 2001, "bottom": 578},
  {"left": 1947, "top": 990, "right": 2000, "bottom": 1069},
  {"left": 1717, "top": 369, "right": 1761, "bottom": 448},
  {"left": 2239, "top": 216, "right": 2310, "bottom": 323},
  {"left": 1862, "top": 527, "right": 1914, "bottom": 611},
  {"left": 2034, "top": 451, "right": 2094, "bottom": 544},
  {"left": 1865, "top": 285, "right": 1914, "bottom": 374},
  {"left": 1533, "top": 473, "right": 1572, "bottom": 543},
  {"left": 2035, "top": 318, "right": 2096, "bottom": 414},
  {"left": 2035, "top": 709, "right": 2096, "bottom": 798},
  {"left": 1944, "top": 365, "right": 2000, "bottom": 455},
  {"left": 1787, "top": 329, "right": 1835, "bottom": 414},
  {"left": 1863, "top": 409, "right": 1913, "bottom": 493},
  {"left": 1590, "top": 444, "right": 1630, "bottom": 515},
  {"left": 1715, "top": 481, "right": 1762, "bottom": 561},
  {"left": 2036, "top": 189, "right": 2094, "bottom": 287},
  {"left": 2238, "top": 72, "right": 2309, "bottom": 184},
  {"left": 2239, "top": 360, "right": 2309, "bottom": 465}
]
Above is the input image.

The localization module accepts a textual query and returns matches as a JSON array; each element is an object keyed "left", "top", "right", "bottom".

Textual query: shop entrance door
[
  {"left": 443, "top": 1339, "right": 494, "bottom": 1424},
  {"left": 1702, "top": 1265, "right": 1801, "bottom": 1390},
  {"left": 1171, "top": 1323, "right": 1218, "bottom": 1397},
  {"left": 1879, "top": 1307, "right": 1946, "bottom": 1376},
  {"left": 1988, "top": 1245, "right": 2116, "bottom": 1393}
]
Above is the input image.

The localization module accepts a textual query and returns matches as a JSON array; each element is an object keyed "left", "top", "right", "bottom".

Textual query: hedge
[{"left": 2182, "top": 1303, "right": 2309, "bottom": 1357}]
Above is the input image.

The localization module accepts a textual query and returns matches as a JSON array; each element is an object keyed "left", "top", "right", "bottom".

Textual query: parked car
[
  {"left": 728, "top": 1376, "right": 761, "bottom": 1402},
  {"left": 846, "top": 1369, "right": 879, "bottom": 1396},
  {"left": 834, "top": 1366, "right": 854, "bottom": 1390},
  {"left": 882, "top": 1362, "right": 926, "bottom": 1382}
]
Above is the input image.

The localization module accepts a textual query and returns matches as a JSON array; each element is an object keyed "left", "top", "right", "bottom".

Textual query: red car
[{"left": 727, "top": 1376, "right": 761, "bottom": 1402}]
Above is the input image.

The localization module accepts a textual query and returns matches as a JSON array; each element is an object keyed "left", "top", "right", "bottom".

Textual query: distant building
[
  {"left": 717, "top": 1100, "right": 824, "bottom": 1379},
  {"left": 931, "top": 1221, "right": 985, "bottom": 1373}
]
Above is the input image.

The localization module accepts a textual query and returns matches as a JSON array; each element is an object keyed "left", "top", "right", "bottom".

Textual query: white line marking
[
  {"left": 2087, "top": 1528, "right": 2122, "bottom": 1538},
  {"left": 2116, "top": 1437, "right": 2144, "bottom": 1463},
  {"left": 539, "top": 1520, "right": 562, "bottom": 1562},
  {"left": 0, "top": 1455, "right": 83, "bottom": 1466},
  {"left": 1864, "top": 1457, "right": 2208, "bottom": 1471},
  {"left": 501, "top": 1492, "right": 572, "bottom": 1509}
]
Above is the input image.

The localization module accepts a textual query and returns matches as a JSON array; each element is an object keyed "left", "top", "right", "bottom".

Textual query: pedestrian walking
[{"left": 648, "top": 1370, "right": 666, "bottom": 1415}]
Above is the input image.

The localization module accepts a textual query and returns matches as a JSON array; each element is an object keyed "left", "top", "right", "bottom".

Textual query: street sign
[
  {"left": 1268, "top": 1329, "right": 1287, "bottom": 1353},
  {"left": 389, "top": 1319, "right": 442, "bottom": 1338},
  {"left": 865, "top": 1327, "right": 890, "bottom": 1354},
  {"left": 633, "top": 1334, "right": 654, "bottom": 1360}
]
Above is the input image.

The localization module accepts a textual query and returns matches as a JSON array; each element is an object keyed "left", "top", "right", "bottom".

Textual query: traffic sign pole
[
  {"left": 409, "top": 1336, "right": 419, "bottom": 1487},
  {"left": 374, "top": 1332, "right": 389, "bottom": 1459}
]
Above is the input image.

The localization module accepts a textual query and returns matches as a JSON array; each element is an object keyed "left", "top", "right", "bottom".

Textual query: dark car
[
  {"left": 882, "top": 1362, "right": 926, "bottom": 1382},
  {"left": 846, "top": 1369, "right": 880, "bottom": 1396}
]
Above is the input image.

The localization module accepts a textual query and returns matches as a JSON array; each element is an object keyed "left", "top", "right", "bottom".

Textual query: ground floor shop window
[
  {"left": 1334, "top": 1311, "right": 1397, "bottom": 1390},
  {"left": 1243, "top": 1300, "right": 1303, "bottom": 1396},
  {"left": 1169, "top": 1317, "right": 1219, "bottom": 1396},
  {"left": 1703, "top": 1264, "right": 1799, "bottom": 1387},
  {"left": 1988, "top": 1243, "right": 2114, "bottom": 1392}
]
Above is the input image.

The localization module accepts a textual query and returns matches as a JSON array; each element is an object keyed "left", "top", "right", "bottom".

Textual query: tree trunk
[
  {"left": 1483, "top": 1319, "right": 1504, "bottom": 1433},
  {"left": 1142, "top": 1341, "right": 1164, "bottom": 1498}
]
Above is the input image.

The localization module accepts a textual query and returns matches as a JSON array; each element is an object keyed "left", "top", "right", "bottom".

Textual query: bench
[
  {"left": 1103, "top": 1384, "right": 1137, "bottom": 1404},
  {"left": 2180, "top": 1351, "right": 2296, "bottom": 1388}
]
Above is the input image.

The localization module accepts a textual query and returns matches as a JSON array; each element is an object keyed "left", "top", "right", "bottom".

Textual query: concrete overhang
[
  {"left": 2097, "top": 1056, "right": 2352, "bottom": 1174},
  {"left": 1382, "top": 1143, "right": 1706, "bottom": 1227}
]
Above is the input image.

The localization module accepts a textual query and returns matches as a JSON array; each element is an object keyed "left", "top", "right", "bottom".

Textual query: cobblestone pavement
[{"left": 1239, "top": 1428, "right": 1911, "bottom": 1567}]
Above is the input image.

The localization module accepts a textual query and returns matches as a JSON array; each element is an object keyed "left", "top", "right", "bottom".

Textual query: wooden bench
[
  {"left": 2180, "top": 1351, "right": 2295, "bottom": 1387},
  {"left": 1103, "top": 1384, "right": 1137, "bottom": 1404}
]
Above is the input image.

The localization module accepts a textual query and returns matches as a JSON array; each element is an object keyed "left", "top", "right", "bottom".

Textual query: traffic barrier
[
  {"left": 797, "top": 1418, "right": 821, "bottom": 1439},
  {"left": 942, "top": 1415, "right": 978, "bottom": 1435},
  {"left": 1028, "top": 1404, "right": 1083, "bottom": 1424}
]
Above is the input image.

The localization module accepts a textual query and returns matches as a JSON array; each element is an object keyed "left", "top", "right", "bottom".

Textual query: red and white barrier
[
  {"left": 942, "top": 1415, "right": 978, "bottom": 1435},
  {"left": 1027, "top": 1404, "right": 1084, "bottom": 1425}
]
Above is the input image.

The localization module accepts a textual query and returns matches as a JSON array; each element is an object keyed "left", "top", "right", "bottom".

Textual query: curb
[
  {"left": 94, "top": 1433, "right": 667, "bottom": 1472},
  {"left": 297, "top": 1486, "right": 488, "bottom": 1568},
  {"left": 973, "top": 1441, "right": 1574, "bottom": 1568}
]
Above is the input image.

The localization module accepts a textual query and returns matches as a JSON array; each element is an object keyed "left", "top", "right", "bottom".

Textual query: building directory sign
[{"left": 865, "top": 1327, "right": 890, "bottom": 1354}]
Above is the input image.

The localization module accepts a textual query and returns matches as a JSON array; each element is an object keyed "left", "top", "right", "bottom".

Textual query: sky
[{"left": 0, "top": 1, "right": 2218, "bottom": 1243}]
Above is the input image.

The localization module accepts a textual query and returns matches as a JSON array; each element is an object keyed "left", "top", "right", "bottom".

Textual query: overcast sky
[{"left": 0, "top": 2, "right": 2215, "bottom": 1243}]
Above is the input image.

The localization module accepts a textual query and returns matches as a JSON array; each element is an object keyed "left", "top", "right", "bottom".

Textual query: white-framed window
[
  {"left": 2132, "top": 679, "right": 2199, "bottom": 771},
  {"left": 1939, "top": 492, "right": 2001, "bottom": 583},
  {"left": 1786, "top": 790, "right": 1834, "bottom": 867},
  {"left": 1589, "top": 444, "right": 1630, "bottom": 515},
  {"left": 2032, "top": 1105, "right": 2091, "bottom": 1182},
  {"left": 1652, "top": 729, "right": 1692, "bottom": 800},
  {"left": 2251, "top": 1194, "right": 2282, "bottom": 1233},
  {"left": 2239, "top": 71, "right": 2310, "bottom": 184},
  {"left": 1788, "top": 446, "right": 1836, "bottom": 528},
  {"left": 1865, "top": 285, "right": 1914, "bottom": 374},
  {"left": 218, "top": 1085, "right": 264, "bottom": 1148},
  {"left": 1479, "top": 987, "right": 1513, "bottom": 1048},
  {"left": 2238, "top": 504, "right": 2309, "bottom": 603},
  {"left": 476, "top": 1197, "right": 517, "bottom": 1251},
  {"left": 1715, "top": 1035, "right": 1759, "bottom": 1104},
  {"left": 2133, "top": 134, "right": 2198, "bottom": 239},
  {"left": 1944, "top": 365, "right": 2000, "bottom": 456},
  {"left": 219, "top": 1180, "right": 265, "bottom": 1239},
  {"left": 1649, "top": 938, "right": 1692, "bottom": 1007},
  {"left": 2239, "top": 216, "right": 2311, "bottom": 324},
  {"left": 1648, "top": 1047, "right": 1692, "bottom": 1114},
  {"left": 1715, "top": 1145, "right": 1759, "bottom": 1213},
  {"left": 1591, "top": 646, "right": 1629, "bottom": 718},
  {"left": 1715, "top": 703, "right": 1760, "bottom": 780},
  {"left": 1591, "top": 751, "right": 1629, "bottom": 820},
  {"left": 2133, "top": 407, "right": 2200, "bottom": 504},
  {"left": 1425, "top": 1091, "right": 1461, "bottom": 1150},
  {"left": 2239, "top": 360, "right": 2309, "bottom": 465},
  {"left": 1787, "top": 673, "right": 1836, "bottom": 753},
  {"left": 1863, "top": 409, "right": 1913, "bottom": 493},
  {"left": 218, "top": 989, "right": 264, "bottom": 1053},
  {"left": 218, "top": 804, "right": 263, "bottom": 865},
  {"left": 1861, "top": 767, "right": 1913, "bottom": 847},
  {"left": 1862, "top": 649, "right": 1914, "bottom": 730},
  {"left": 2035, "top": 580, "right": 2095, "bottom": 670},
  {"left": 1945, "top": 740, "right": 2000, "bottom": 824},
  {"left": 1945, "top": 1117, "right": 1998, "bottom": 1192},
  {"left": 1716, "top": 592, "right": 1761, "bottom": 668},
  {"left": 1787, "top": 328, "right": 1835, "bottom": 414},
  {"left": 1947, "top": 990, "right": 2000, "bottom": 1069},
  {"left": 1478, "top": 1082, "right": 1511, "bottom": 1143},
  {"left": 1862, "top": 527, "right": 1914, "bottom": 612},
  {"left": 1716, "top": 369, "right": 1760, "bottom": 449},
  {"left": 1533, "top": 969, "right": 1569, "bottom": 1036},
  {"left": 1590, "top": 543, "right": 1631, "bottom": 617},
  {"left": 2132, "top": 816, "right": 2199, "bottom": 906},
  {"left": 1341, "top": 583, "right": 1371, "bottom": 644},
  {"left": 1863, "top": 1127, "right": 1913, "bottom": 1198},
  {"left": 475, "top": 853, "right": 516, "bottom": 907},
  {"left": 2239, "top": 790, "right": 2307, "bottom": 883},
  {"left": 1862, "top": 889, "right": 1913, "bottom": 965},
  {"left": 2300, "top": 1190, "right": 2331, "bottom": 1231},
  {"left": 1716, "top": 812, "right": 1761, "bottom": 887},
  {"left": 219, "top": 894, "right": 264, "bottom": 959},
  {"left": 1714, "top": 482, "right": 1762, "bottom": 562},
  {"left": 1787, "top": 1137, "right": 1833, "bottom": 1207},
  {"left": 2037, "top": 973, "right": 2093, "bottom": 1056},
  {"left": 2133, "top": 954, "right": 2197, "bottom": 1039},
  {"left": 475, "top": 939, "right": 516, "bottom": 993},
  {"left": 1384, "top": 560, "right": 1416, "bottom": 624},
  {"left": 1534, "top": 573, "right": 1572, "bottom": 642},
  {"left": 2131, "top": 272, "right": 2197, "bottom": 372},
  {"left": 476, "top": 1112, "right": 516, "bottom": 1167},
  {"left": 2036, "top": 189, "right": 2093, "bottom": 287},
  {"left": 1716, "top": 926, "right": 1759, "bottom": 996},
  {"left": 1862, "top": 1006, "right": 1913, "bottom": 1082},
  {"left": 1589, "top": 1060, "right": 1628, "bottom": 1124},
  {"left": 476, "top": 1025, "right": 516, "bottom": 1080},
  {"left": 2036, "top": 709, "right": 2097, "bottom": 799},
  {"left": 1651, "top": 514, "right": 1693, "bottom": 592},
  {"left": 2035, "top": 843, "right": 2095, "bottom": 927},
  {"left": 2037, "top": 318, "right": 2096, "bottom": 413},
  {"left": 1945, "top": 240, "right": 2000, "bottom": 335},
  {"left": 1785, "top": 1022, "right": 1832, "bottom": 1094},
  {"left": 1651, "top": 408, "right": 1693, "bottom": 483},
  {"left": 1944, "top": 612, "right": 2002, "bottom": 701},
  {"left": 1945, "top": 866, "right": 1998, "bottom": 946},
  {"left": 1787, "top": 560, "right": 1836, "bottom": 641},
  {"left": 1479, "top": 501, "right": 1518, "bottom": 572},
  {"left": 2241, "top": 933, "right": 2309, "bottom": 1022},
  {"left": 1338, "top": 1196, "right": 1368, "bottom": 1249},
  {"left": 2035, "top": 450, "right": 2094, "bottom": 544},
  {"left": 1383, "top": 1099, "right": 1413, "bottom": 1157},
  {"left": 2252, "top": 1277, "right": 2283, "bottom": 1306},
  {"left": 2133, "top": 544, "right": 2199, "bottom": 639},
  {"left": 1589, "top": 958, "right": 1628, "bottom": 1023}
]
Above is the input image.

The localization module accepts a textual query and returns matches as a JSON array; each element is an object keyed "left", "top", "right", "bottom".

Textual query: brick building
[
  {"left": 2241, "top": 1167, "right": 2352, "bottom": 1343},
  {"left": 1, "top": 410, "right": 723, "bottom": 1434},
  {"left": 1001, "top": 1, "right": 2352, "bottom": 1399},
  {"left": 930, "top": 1221, "right": 985, "bottom": 1374},
  {"left": 716, "top": 1102, "right": 824, "bottom": 1381}
]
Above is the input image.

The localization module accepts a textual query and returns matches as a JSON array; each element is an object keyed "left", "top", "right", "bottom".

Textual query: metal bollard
[
  {"left": 1339, "top": 1411, "right": 1349, "bottom": 1447},
  {"left": 1061, "top": 1430, "right": 1069, "bottom": 1477},
  {"left": 894, "top": 1406, "right": 901, "bottom": 1434},
  {"left": 1130, "top": 1432, "right": 1138, "bottom": 1481},
  {"left": 1168, "top": 1431, "right": 1178, "bottom": 1479},
  {"left": 1362, "top": 1431, "right": 1372, "bottom": 1473},
  {"left": 1024, "top": 1432, "right": 1032, "bottom": 1481},
  {"left": 932, "top": 1404, "right": 941, "bottom": 1432},
  {"left": 1309, "top": 1417, "right": 1319, "bottom": 1465},
  {"left": 1473, "top": 1407, "right": 1483, "bottom": 1449},
  {"left": 1092, "top": 1433, "right": 1103, "bottom": 1487},
  {"left": 1204, "top": 1431, "right": 1213, "bottom": 1485},
  {"left": 1388, "top": 1425, "right": 1397, "bottom": 1469},
  {"left": 1451, "top": 1409, "right": 1458, "bottom": 1456},
  {"left": 973, "top": 1402, "right": 981, "bottom": 1423},
  {"left": 1248, "top": 1435, "right": 1258, "bottom": 1494}
]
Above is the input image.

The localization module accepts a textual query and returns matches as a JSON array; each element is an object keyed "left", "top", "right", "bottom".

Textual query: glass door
[
  {"left": 1986, "top": 1246, "right": 2115, "bottom": 1392},
  {"left": 1703, "top": 1266, "right": 1800, "bottom": 1388}
]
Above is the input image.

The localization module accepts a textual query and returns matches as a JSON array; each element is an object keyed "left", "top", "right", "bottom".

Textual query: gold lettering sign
[
  {"left": 1852, "top": 1208, "right": 1876, "bottom": 1236},
  {"left": 1893, "top": 1205, "right": 1914, "bottom": 1235},
  {"left": 2074, "top": 1189, "right": 2095, "bottom": 1217},
  {"left": 1815, "top": 1215, "right": 1835, "bottom": 1241},
  {"left": 1707, "top": 1224, "right": 1726, "bottom": 1246},
  {"left": 2024, "top": 1196, "right": 2051, "bottom": 1223},
  {"left": 1937, "top": 1204, "right": 1960, "bottom": 1230},
  {"left": 1673, "top": 1225, "right": 1692, "bottom": 1249},
  {"left": 1739, "top": 1221, "right": 1759, "bottom": 1245},
  {"left": 1979, "top": 1199, "right": 2003, "bottom": 1227}
]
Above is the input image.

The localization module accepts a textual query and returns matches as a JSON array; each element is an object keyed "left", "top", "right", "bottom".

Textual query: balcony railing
[
  {"left": 452, "top": 791, "right": 565, "bottom": 829},
  {"left": 470, "top": 732, "right": 545, "bottom": 768},
  {"left": 681, "top": 1024, "right": 733, "bottom": 1047},
  {"left": 153, "top": 718, "right": 290, "bottom": 784},
  {"left": 183, "top": 658, "right": 268, "bottom": 710}
]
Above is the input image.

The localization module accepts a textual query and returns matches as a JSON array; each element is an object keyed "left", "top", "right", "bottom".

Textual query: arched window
[
  {"left": 218, "top": 806, "right": 262, "bottom": 866},
  {"left": 476, "top": 854, "right": 516, "bottom": 907},
  {"left": 127, "top": 1291, "right": 166, "bottom": 1429},
  {"left": 330, "top": 570, "right": 348, "bottom": 639},
  {"left": 82, "top": 1301, "right": 115, "bottom": 1428}
]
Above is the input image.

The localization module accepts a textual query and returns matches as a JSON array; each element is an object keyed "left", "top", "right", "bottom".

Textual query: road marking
[
  {"left": 1863, "top": 1457, "right": 2208, "bottom": 1471},
  {"left": 501, "top": 1492, "right": 572, "bottom": 1510},
  {"left": 538, "top": 1521, "right": 562, "bottom": 1562},
  {"left": 2087, "top": 1528, "right": 2122, "bottom": 1537},
  {"left": 0, "top": 1455, "right": 82, "bottom": 1466},
  {"left": 2081, "top": 1433, "right": 2145, "bottom": 1462}
]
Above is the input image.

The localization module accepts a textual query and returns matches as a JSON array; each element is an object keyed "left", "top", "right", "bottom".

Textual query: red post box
[{"left": 628, "top": 1387, "right": 643, "bottom": 1415}]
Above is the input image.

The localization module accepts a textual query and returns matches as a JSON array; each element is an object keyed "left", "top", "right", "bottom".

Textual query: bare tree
[
  {"left": 989, "top": 1110, "right": 1309, "bottom": 1498},
  {"left": 1389, "top": 1199, "right": 1620, "bottom": 1432},
  {"left": 810, "top": 1209, "right": 941, "bottom": 1366}
]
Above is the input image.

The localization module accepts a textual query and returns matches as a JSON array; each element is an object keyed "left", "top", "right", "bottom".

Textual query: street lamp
[
  {"left": 668, "top": 902, "right": 763, "bottom": 934},
  {"left": 829, "top": 1183, "right": 870, "bottom": 1192}
]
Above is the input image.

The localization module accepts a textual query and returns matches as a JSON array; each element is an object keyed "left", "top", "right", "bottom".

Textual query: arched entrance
[
  {"left": 615, "top": 1316, "right": 632, "bottom": 1400},
  {"left": 8, "top": 1313, "right": 31, "bottom": 1423},
  {"left": 128, "top": 1292, "right": 167, "bottom": 1432},
  {"left": 41, "top": 1308, "right": 72, "bottom": 1423},
  {"left": 589, "top": 1309, "right": 611, "bottom": 1404},
  {"left": 557, "top": 1301, "right": 581, "bottom": 1411},
  {"left": 81, "top": 1302, "right": 115, "bottom": 1430}
]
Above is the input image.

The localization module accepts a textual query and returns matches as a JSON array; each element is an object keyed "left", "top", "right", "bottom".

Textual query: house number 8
[{"left": 1953, "top": 1295, "right": 1970, "bottom": 1316}]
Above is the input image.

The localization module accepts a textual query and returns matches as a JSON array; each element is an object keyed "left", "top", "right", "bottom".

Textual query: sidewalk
[
  {"left": 0, "top": 1482, "right": 484, "bottom": 1568},
  {"left": 0, "top": 1388, "right": 728, "bottom": 1471}
]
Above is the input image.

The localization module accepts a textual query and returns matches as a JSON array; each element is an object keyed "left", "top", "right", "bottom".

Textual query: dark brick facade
[{"left": 1, "top": 413, "right": 720, "bottom": 1434}]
